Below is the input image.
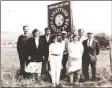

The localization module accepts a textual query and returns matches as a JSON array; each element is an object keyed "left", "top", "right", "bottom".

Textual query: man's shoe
[{"left": 85, "top": 79, "right": 89, "bottom": 82}]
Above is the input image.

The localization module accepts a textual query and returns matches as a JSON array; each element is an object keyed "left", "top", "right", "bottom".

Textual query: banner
[{"left": 48, "top": 1, "right": 71, "bottom": 33}]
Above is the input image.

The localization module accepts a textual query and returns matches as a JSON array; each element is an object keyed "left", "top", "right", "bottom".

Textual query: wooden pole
[
  {"left": 70, "top": 1, "right": 76, "bottom": 33},
  {"left": 70, "top": 1, "right": 73, "bottom": 33},
  {"left": 110, "top": 40, "right": 112, "bottom": 77}
]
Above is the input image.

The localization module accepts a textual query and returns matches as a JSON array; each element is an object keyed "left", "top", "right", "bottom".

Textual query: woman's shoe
[
  {"left": 56, "top": 83, "right": 63, "bottom": 87},
  {"left": 53, "top": 83, "right": 56, "bottom": 87}
]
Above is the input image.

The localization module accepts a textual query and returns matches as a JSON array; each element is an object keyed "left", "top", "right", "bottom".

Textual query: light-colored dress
[{"left": 66, "top": 42, "right": 84, "bottom": 74}]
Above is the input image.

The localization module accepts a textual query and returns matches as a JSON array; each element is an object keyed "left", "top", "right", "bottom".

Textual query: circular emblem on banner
[
  {"left": 49, "top": 7, "right": 70, "bottom": 33},
  {"left": 55, "top": 14, "right": 64, "bottom": 26}
]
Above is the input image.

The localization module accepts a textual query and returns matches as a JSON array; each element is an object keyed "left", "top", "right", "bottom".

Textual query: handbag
[{"left": 25, "top": 62, "right": 42, "bottom": 73}]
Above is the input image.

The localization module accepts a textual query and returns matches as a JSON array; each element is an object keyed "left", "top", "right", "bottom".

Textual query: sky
[{"left": 1, "top": 1, "right": 111, "bottom": 35}]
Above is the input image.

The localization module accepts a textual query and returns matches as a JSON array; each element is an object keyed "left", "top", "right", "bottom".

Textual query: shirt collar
[
  {"left": 23, "top": 33, "right": 28, "bottom": 36},
  {"left": 35, "top": 37, "right": 39, "bottom": 39},
  {"left": 88, "top": 38, "right": 93, "bottom": 41},
  {"left": 45, "top": 34, "right": 50, "bottom": 36}
]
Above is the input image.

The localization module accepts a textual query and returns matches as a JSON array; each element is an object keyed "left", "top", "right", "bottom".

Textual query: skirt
[{"left": 66, "top": 56, "right": 82, "bottom": 74}]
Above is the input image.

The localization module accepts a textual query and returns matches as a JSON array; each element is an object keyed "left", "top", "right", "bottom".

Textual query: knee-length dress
[{"left": 66, "top": 42, "right": 84, "bottom": 74}]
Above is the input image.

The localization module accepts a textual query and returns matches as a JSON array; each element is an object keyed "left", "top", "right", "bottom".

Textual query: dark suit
[
  {"left": 82, "top": 39, "right": 100, "bottom": 80},
  {"left": 40, "top": 35, "right": 53, "bottom": 76},
  {"left": 27, "top": 37, "right": 43, "bottom": 62},
  {"left": 17, "top": 34, "right": 31, "bottom": 75}
]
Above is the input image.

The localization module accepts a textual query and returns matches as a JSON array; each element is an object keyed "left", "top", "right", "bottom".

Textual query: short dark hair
[
  {"left": 23, "top": 25, "right": 28, "bottom": 30},
  {"left": 52, "top": 35, "right": 62, "bottom": 43},
  {"left": 78, "top": 28, "right": 84, "bottom": 33},
  {"left": 32, "top": 28, "right": 39, "bottom": 37},
  {"left": 73, "top": 33, "right": 78, "bottom": 38},
  {"left": 45, "top": 27, "right": 50, "bottom": 32}
]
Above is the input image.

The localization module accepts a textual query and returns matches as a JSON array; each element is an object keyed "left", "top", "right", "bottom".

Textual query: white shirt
[
  {"left": 79, "top": 35, "right": 87, "bottom": 43},
  {"left": 46, "top": 35, "right": 50, "bottom": 42},
  {"left": 35, "top": 37, "right": 39, "bottom": 48},
  {"left": 87, "top": 39, "right": 93, "bottom": 47},
  {"left": 49, "top": 42, "right": 64, "bottom": 55}
]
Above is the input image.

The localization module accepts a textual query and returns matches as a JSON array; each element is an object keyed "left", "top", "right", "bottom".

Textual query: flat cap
[
  {"left": 61, "top": 31, "right": 67, "bottom": 34},
  {"left": 87, "top": 32, "right": 93, "bottom": 34}
]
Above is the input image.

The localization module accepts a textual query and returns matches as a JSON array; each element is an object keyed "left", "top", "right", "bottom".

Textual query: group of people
[{"left": 17, "top": 25, "right": 100, "bottom": 86}]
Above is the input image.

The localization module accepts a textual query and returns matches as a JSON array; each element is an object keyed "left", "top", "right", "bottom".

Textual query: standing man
[
  {"left": 82, "top": 32, "right": 100, "bottom": 81},
  {"left": 78, "top": 28, "right": 87, "bottom": 43},
  {"left": 17, "top": 25, "right": 31, "bottom": 78},
  {"left": 41, "top": 27, "right": 53, "bottom": 78},
  {"left": 61, "top": 31, "right": 69, "bottom": 79}
]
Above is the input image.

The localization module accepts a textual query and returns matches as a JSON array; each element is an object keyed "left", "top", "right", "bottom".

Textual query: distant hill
[
  {"left": 1, "top": 31, "right": 22, "bottom": 34},
  {"left": 1, "top": 30, "right": 111, "bottom": 44},
  {"left": 1, "top": 31, "right": 43, "bottom": 44},
  {"left": 1, "top": 31, "right": 22, "bottom": 43}
]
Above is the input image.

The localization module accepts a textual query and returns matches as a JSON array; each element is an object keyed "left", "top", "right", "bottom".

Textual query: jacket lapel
[
  {"left": 33, "top": 38, "right": 37, "bottom": 49},
  {"left": 45, "top": 35, "right": 51, "bottom": 43},
  {"left": 33, "top": 37, "right": 40, "bottom": 49},
  {"left": 44, "top": 35, "right": 47, "bottom": 42},
  {"left": 48, "top": 35, "right": 51, "bottom": 43},
  {"left": 85, "top": 39, "right": 88, "bottom": 47}
]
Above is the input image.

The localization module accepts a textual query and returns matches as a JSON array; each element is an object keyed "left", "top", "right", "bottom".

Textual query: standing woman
[
  {"left": 66, "top": 33, "right": 84, "bottom": 84},
  {"left": 25, "top": 29, "right": 43, "bottom": 83},
  {"left": 48, "top": 35, "right": 64, "bottom": 87}
]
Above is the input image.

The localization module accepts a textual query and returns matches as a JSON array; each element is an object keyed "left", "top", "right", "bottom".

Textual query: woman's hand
[{"left": 64, "top": 50, "right": 68, "bottom": 54}]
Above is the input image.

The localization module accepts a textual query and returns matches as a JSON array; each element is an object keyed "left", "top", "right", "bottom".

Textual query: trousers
[
  {"left": 82, "top": 59, "right": 96, "bottom": 80},
  {"left": 49, "top": 55, "right": 62, "bottom": 84},
  {"left": 62, "top": 54, "right": 68, "bottom": 75}
]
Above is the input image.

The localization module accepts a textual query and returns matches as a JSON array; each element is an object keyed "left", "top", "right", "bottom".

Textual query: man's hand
[
  {"left": 28, "top": 56, "right": 31, "bottom": 60},
  {"left": 42, "top": 56, "right": 45, "bottom": 60}
]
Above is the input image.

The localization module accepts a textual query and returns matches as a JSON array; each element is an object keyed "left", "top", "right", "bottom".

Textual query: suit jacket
[
  {"left": 17, "top": 34, "right": 31, "bottom": 57},
  {"left": 82, "top": 39, "right": 100, "bottom": 62},
  {"left": 27, "top": 37, "right": 43, "bottom": 62},
  {"left": 40, "top": 35, "right": 53, "bottom": 59}
]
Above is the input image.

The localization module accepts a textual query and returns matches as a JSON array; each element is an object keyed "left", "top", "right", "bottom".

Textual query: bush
[{"left": 94, "top": 33, "right": 110, "bottom": 49}]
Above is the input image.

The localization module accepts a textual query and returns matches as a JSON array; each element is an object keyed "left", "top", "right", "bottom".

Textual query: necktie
[{"left": 89, "top": 39, "right": 91, "bottom": 47}]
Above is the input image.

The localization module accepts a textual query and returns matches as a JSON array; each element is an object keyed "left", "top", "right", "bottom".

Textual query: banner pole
[
  {"left": 110, "top": 40, "right": 112, "bottom": 78},
  {"left": 70, "top": 1, "right": 73, "bottom": 33}
]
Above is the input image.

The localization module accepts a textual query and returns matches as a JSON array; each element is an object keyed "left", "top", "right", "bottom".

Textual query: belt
[{"left": 52, "top": 54, "right": 60, "bottom": 56}]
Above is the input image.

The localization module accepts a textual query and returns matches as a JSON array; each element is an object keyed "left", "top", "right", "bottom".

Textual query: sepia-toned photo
[{"left": 1, "top": 1, "right": 112, "bottom": 87}]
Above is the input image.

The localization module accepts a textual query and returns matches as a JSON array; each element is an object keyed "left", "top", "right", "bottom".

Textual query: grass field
[{"left": 1, "top": 46, "right": 112, "bottom": 87}]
